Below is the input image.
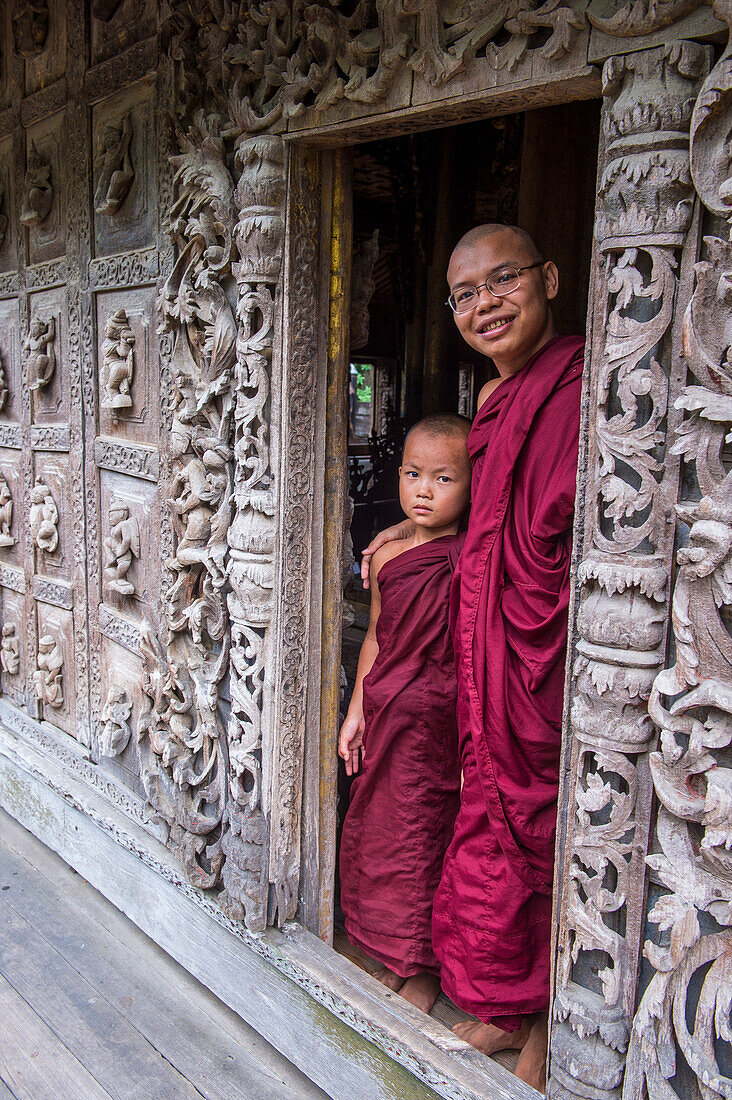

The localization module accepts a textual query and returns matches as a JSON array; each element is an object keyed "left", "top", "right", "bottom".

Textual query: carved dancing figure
[
  {"left": 0, "top": 179, "right": 8, "bottom": 251},
  {"left": 99, "top": 684, "right": 132, "bottom": 757},
  {"left": 94, "top": 114, "right": 134, "bottom": 216},
  {"left": 30, "top": 477, "right": 59, "bottom": 553},
  {"left": 12, "top": 0, "right": 48, "bottom": 59},
  {"left": 168, "top": 454, "right": 227, "bottom": 573},
  {"left": 0, "top": 472, "right": 15, "bottom": 547},
  {"left": 101, "top": 309, "right": 135, "bottom": 411},
  {"left": 0, "top": 624, "right": 19, "bottom": 675},
  {"left": 25, "top": 316, "right": 56, "bottom": 391},
  {"left": 20, "top": 141, "right": 53, "bottom": 227},
  {"left": 34, "top": 633, "right": 63, "bottom": 709},
  {"left": 103, "top": 499, "right": 140, "bottom": 596}
]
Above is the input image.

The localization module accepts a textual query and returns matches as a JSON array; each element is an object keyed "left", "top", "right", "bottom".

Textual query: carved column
[
  {"left": 622, "top": 10, "right": 732, "bottom": 1098},
  {"left": 221, "top": 135, "right": 285, "bottom": 931},
  {"left": 550, "top": 43, "right": 710, "bottom": 1100}
]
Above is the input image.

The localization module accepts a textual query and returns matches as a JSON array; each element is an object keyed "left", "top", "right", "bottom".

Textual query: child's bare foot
[
  {"left": 399, "top": 972, "right": 441, "bottom": 1014},
  {"left": 372, "top": 965, "right": 406, "bottom": 992},
  {"left": 514, "top": 1012, "right": 548, "bottom": 1094},
  {"left": 452, "top": 1015, "right": 533, "bottom": 1055}
]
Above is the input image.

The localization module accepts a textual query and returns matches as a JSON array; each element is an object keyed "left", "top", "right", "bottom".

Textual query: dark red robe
[
  {"left": 432, "top": 335, "right": 584, "bottom": 1026},
  {"left": 339, "top": 535, "right": 463, "bottom": 977}
]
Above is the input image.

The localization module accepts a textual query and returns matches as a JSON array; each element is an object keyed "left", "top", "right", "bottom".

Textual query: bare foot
[
  {"left": 372, "top": 965, "right": 406, "bottom": 993},
  {"left": 399, "top": 972, "right": 441, "bottom": 1014},
  {"left": 452, "top": 1016, "right": 533, "bottom": 1056},
  {"left": 514, "top": 1012, "right": 548, "bottom": 1094}
]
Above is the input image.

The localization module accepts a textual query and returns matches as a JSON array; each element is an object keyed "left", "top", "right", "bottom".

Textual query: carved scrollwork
[
  {"left": 20, "top": 142, "right": 53, "bottom": 228},
  {"left": 551, "top": 42, "right": 709, "bottom": 1100},
  {"left": 588, "top": 0, "right": 705, "bottom": 36}
]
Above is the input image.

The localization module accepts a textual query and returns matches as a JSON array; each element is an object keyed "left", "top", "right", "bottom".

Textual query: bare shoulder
[
  {"left": 371, "top": 538, "right": 411, "bottom": 582},
  {"left": 477, "top": 376, "right": 503, "bottom": 410}
]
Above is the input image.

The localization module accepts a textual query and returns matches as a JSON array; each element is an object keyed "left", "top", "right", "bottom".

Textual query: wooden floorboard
[{"left": 0, "top": 812, "right": 328, "bottom": 1100}]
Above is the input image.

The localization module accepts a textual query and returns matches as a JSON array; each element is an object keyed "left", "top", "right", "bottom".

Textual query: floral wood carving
[
  {"left": 622, "top": 11, "right": 732, "bottom": 1096},
  {"left": 30, "top": 477, "right": 59, "bottom": 554},
  {"left": 94, "top": 115, "right": 135, "bottom": 217},
  {"left": 550, "top": 42, "right": 709, "bottom": 1100},
  {"left": 103, "top": 500, "right": 140, "bottom": 597},
  {"left": 0, "top": 473, "right": 16, "bottom": 548},
  {"left": 99, "top": 684, "right": 132, "bottom": 757},
  {"left": 33, "top": 634, "right": 63, "bottom": 709},
  {"left": 25, "top": 317, "right": 56, "bottom": 391},
  {"left": 20, "top": 143, "right": 53, "bottom": 227},
  {"left": 101, "top": 308, "right": 135, "bottom": 412},
  {"left": 139, "top": 123, "right": 235, "bottom": 892},
  {"left": 588, "top": 0, "right": 705, "bottom": 36},
  {"left": 1, "top": 625, "right": 19, "bottom": 676},
  {"left": 12, "top": 0, "right": 49, "bottom": 59}
]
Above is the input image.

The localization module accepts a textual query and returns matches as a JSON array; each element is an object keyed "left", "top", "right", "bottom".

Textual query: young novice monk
[{"left": 338, "top": 414, "right": 471, "bottom": 1015}]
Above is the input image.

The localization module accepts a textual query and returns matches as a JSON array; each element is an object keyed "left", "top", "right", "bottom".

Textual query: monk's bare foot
[
  {"left": 514, "top": 1012, "right": 548, "bottom": 1094},
  {"left": 399, "top": 972, "right": 442, "bottom": 1015},
  {"left": 372, "top": 965, "right": 406, "bottom": 993},
  {"left": 452, "top": 1016, "right": 532, "bottom": 1056}
]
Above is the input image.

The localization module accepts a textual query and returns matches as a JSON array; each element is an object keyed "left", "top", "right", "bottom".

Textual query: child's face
[
  {"left": 399, "top": 430, "right": 470, "bottom": 532},
  {"left": 446, "top": 228, "right": 557, "bottom": 375}
]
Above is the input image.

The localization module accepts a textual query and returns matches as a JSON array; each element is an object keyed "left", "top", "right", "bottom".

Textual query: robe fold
[
  {"left": 340, "top": 535, "right": 463, "bottom": 977},
  {"left": 432, "top": 335, "right": 584, "bottom": 1025}
]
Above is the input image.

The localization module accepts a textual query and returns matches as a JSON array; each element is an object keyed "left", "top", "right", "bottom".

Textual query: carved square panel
[
  {"left": 23, "top": 1, "right": 66, "bottom": 97},
  {"left": 0, "top": 456, "right": 23, "bottom": 572},
  {"left": 0, "top": 297, "right": 21, "bottom": 427},
  {"left": 25, "top": 112, "right": 66, "bottom": 266},
  {"left": 34, "top": 601, "right": 75, "bottom": 736},
  {"left": 98, "top": 470, "right": 159, "bottom": 620},
  {"left": 0, "top": 589, "right": 27, "bottom": 707},
  {"left": 0, "top": 141, "right": 17, "bottom": 273},
  {"left": 96, "top": 285, "right": 158, "bottom": 445},
  {"left": 92, "top": 85, "right": 155, "bottom": 258},
  {"left": 28, "top": 285, "right": 68, "bottom": 428},
  {"left": 96, "top": 634, "right": 144, "bottom": 797},
  {"left": 91, "top": 0, "right": 156, "bottom": 67},
  {"left": 32, "top": 453, "right": 69, "bottom": 581}
]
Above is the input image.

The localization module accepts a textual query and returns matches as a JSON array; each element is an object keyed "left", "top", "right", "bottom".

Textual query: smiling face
[
  {"left": 446, "top": 226, "right": 559, "bottom": 379},
  {"left": 399, "top": 428, "right": 471, "bottom": 538}
]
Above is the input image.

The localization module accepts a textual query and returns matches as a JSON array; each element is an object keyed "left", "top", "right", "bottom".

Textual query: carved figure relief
[
  {"left": 0, "top": 473, "right": 16, "bottom": 548},
  {"left": 30, "top": 477, "right": 59, "bottom": 553},
  {"left": 12, "top": 0, "right": 49, "bottom": 59},
  {"left": 99, "top": 684, "right": 132, "bottom": 757},
  {"left": 34, "top": 633, "right": 63, "bottom": 709},
  {"left": 101, "top": 308, "right": 135, "bottom": 412},
  {"left": 0, "top": 625, "right": 19, "bottom": 676},
  {"left": 351, "top": 230, "right": 379, "bottom": 351},
  {"left": 94, "top": 115, "right": 135, "bottom": 217},
  {"left": 25, "top": 317, "right": 56, "bottom": 391},
  {"left": 0, "top": 352, "right": 9, "bottom": 412},
  {"left": 20, "top": 143, "right": 53, "bottom": 227},
  {"left": 0, "top": 180, "right": 8, "bottom": 251},
  {"left": 103, "top": 499, "right": 140, "bottom": 597}
]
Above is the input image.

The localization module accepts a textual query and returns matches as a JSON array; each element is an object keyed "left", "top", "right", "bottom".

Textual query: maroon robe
[
  {"left": 432, "top": 336, "right": 584, "bottom": 1026},
  {"left": 340, "top": 535, "right": 463, "bottom": 977}
]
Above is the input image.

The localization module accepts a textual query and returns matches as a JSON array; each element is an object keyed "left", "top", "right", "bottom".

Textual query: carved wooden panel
[
  {"left": 92, "top": 84, "right": 155, "bottom": 257},
  {"left": 91, "top": 0, "right": 156, "bottom": 68},
  {"left": 23, "top": 0, "right": 65, "bottom": 98},
  {"left": 24, "top": 113, "right": 65, "bottom": 266}
]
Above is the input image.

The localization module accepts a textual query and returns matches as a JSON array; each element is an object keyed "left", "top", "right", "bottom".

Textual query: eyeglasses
[{"left": 446, "top": 262, "right": 545, "bottom": 314}]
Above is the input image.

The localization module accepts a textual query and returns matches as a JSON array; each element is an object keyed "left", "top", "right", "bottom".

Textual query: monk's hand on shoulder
[
  {"left": 360, "top": 520, "right": 416, "bottom": 588},
  {"left": 339, "top": 711, "right": 366, "bottom": 776}
]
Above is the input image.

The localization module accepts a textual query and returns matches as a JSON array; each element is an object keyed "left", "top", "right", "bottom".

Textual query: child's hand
[{"left": 339, "top": 712, "right": 366, "bottom": 776}]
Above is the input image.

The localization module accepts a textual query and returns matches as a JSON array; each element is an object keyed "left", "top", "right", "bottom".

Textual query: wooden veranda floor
[{"left": 0, "top": 809, "right": 328, "bottom": 1100}]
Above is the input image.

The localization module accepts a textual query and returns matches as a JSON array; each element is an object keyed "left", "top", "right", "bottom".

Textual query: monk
[
  {"left": 362, "top": 225, "right": 584, "bottom": 1092},
  {"left": 339, "top": 415, "right": 471, "bottom": 1015}
]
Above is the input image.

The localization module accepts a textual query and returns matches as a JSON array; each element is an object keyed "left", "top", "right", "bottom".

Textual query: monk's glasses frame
[{"left": 446, "top": 262, "right": 545, "bottom": 314}]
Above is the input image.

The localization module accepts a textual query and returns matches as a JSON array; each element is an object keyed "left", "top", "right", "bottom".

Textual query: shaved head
[
  {"left": 404, "top": 414, "right": 471, "bottom": 449},
  {"left": 450, "top": 224, "right": 544, "bottom": 266}
]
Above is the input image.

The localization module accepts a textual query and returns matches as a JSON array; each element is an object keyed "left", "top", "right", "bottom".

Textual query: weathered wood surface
[{"left": 0, "top": 808, "right": 328, "bottom": 1100}]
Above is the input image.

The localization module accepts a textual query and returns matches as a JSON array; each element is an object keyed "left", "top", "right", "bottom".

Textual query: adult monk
[{"left": 362, "top": 225, "right": 584, "bottom": 1092}]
